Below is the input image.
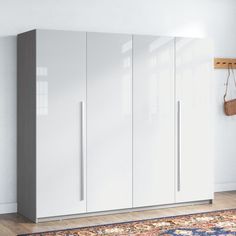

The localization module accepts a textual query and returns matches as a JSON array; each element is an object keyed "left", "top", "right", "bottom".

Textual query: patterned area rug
[{"left": 19, "top": 209, "right": 236, "bottom": 236}]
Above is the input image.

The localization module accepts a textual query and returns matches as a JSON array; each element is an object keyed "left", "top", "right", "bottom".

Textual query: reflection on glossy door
[
  {"left": 175, "top": 38, "right": 214, "bottom": 202},
  {"left": 87, "top": 32, "right": 132, "bottom": 212},
  {"left": 36, "top": 30, "right": 86, "bottom": 218},
  {"left": 133, "top": 36, "right": 175, "bottom": 207}
]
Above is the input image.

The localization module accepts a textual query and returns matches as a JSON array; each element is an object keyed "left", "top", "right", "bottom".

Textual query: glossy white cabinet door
[
  {"left": 133, "top": 36, "right": 175, "bottom": 207},
  {"left": 175, "top": 38, "right": 214, "bottom": 202},
  {"left": 87, "top": 33, "right": 132, "bottom": 212},
  {"left": 36, "top": 30, "right": 86, "bottom": 218}
]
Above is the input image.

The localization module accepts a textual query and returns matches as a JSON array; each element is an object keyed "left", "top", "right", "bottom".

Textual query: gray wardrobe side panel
[{"left": 17, "top": 30, "right": 36, "bottom": 221}]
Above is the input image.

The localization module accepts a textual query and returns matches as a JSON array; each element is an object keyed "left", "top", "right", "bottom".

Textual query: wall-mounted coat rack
[{"left": 214, "top": 58, "right": 236, "bottom": 69}]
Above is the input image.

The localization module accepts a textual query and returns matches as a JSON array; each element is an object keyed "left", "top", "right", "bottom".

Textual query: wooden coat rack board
[{"left": 214, "top": 58, "right": 236, "bottom": 69}]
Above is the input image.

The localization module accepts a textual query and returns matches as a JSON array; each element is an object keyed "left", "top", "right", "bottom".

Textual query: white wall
[
  {"left": 0, "top": 0, "right": 236, "bottom": 214},
  {"left": 0, "top": 37, "right": 17, "bottom": 213}
]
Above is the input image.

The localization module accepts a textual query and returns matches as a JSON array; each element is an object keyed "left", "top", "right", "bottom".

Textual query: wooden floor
[{"left": 0, "top": 191, "right": 236, "bottom": 236}]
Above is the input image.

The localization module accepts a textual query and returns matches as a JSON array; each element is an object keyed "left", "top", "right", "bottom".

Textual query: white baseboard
[
  {"left": 215, "top": 182, "right": 236, "bottom": 192},
  {"left": 0, "top": 202, "right": 17, "bottom": 214}
]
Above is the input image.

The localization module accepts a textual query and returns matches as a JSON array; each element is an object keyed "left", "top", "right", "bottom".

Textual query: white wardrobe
[
  {"left": 17, "top": 29, "right": 214, "bottom": 222},
  {"left": 133, "top": 36, "right": 175, "bottom": 207},
  {"left": 87, "top": 33, "right": 133, "bottom": 212}
]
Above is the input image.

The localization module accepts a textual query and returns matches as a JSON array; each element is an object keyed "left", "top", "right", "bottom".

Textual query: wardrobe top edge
[{"left": 17, "top": 29, "right": 210, "bottom": 40}]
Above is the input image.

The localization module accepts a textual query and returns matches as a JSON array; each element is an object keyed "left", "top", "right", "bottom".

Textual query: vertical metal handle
[
  {"left": 80, "top": 101, "right": 85, "bottom": 201},
  {"left": 177, "top": 101, "right": 181, "bottom": 192}
]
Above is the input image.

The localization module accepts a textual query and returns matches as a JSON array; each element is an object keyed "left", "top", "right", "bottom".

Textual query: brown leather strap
[{"left": 224, "top": 63, "right": 236, "bottom": 102}]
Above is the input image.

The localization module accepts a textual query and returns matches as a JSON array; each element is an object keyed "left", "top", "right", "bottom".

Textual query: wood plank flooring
[{"left": 0, "top": 191, "right": 236, "bottom": 236}]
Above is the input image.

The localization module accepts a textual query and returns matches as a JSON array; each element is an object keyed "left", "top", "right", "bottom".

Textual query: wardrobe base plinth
[{"left": 36, "top": 199, "right": 213, "bottom": 223}]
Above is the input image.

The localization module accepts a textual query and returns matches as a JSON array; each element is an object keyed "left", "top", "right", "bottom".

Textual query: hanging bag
[{"left": 224, "top": 63, "right": 236, "bottom": 116}]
